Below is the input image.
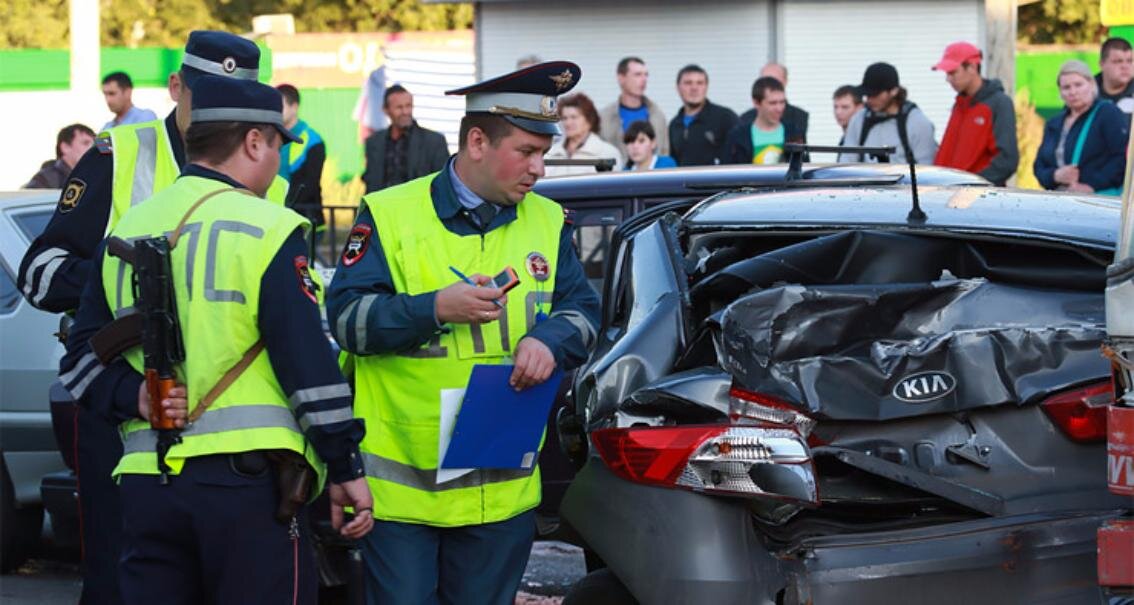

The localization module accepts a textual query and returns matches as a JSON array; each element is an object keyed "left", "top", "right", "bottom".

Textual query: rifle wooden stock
[{"left": 145, "top": 369, "right": 178, "bottom": 430}]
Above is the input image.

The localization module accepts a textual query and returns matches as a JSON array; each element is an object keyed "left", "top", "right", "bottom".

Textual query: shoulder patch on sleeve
[
  {"left": 293, "top": 256, "right": 319, "bottom": 304},
  {"left": 563, "top": 208, "right": 575, "bottom": 225},
  {"left": 95, "top": 135, "right": 113, "bottom": 155},
  {"left": 58, "top": 179, "right": 87, "bottom": 214},
  {"left": 341, "top": 224, "right": 372, "bottom": 267}
]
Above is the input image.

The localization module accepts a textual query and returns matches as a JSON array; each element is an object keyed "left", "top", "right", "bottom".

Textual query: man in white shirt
[{"left": 101, "top": 71, "right": 158, "bottom": 130}]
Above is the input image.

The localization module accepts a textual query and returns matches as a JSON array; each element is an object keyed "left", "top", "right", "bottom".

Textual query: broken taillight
[
  {"left": 1040, "top": 381, "right": 1112, "bottom": 443},
  {"left": 728, "top": 386, "right": 816, "bottom": 437},
  {"left": 590, "top": 424, "right": 818, "bottom": 503}
]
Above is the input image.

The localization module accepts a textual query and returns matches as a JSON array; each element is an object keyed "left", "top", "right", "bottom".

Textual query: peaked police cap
[
  {"left": 181, "top": 31, "right": 261, "bottom": 91},
  {"left": 190, "top": 75, "right": 302, "bottom": 144},
  {"left": 446, "top": 61, "right": 582, "bottom": 136}
]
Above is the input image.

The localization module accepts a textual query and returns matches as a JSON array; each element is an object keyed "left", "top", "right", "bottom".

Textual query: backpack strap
[{"left": 895, "top": 102, "right": 916, "bottom": 165}]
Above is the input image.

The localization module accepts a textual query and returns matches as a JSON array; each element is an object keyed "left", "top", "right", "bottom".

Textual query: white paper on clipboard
[{"left": 437, "top": 388, "right": 475, "bottom": 484}]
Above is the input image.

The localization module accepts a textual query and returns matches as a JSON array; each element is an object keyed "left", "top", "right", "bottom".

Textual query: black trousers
[
  {"left": 76, "top": 405, "right": 124, "bottom": 605},
  {"left": 118, "top": 453, "right": 317, "bottom": 605}
]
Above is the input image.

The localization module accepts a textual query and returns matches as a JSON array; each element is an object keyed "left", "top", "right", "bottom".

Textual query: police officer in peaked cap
[
  {"left": 58, "top": 74, "right": 373, "bottom": 603},
  {"left": 20, "top": 30, "right": 294, "bottom": 605},
  {"left": 327, "top": 62, "right": 601, "bottom": 604}
]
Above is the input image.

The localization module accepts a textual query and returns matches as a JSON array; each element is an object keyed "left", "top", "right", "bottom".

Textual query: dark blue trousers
[
  {"left": 76, "top": 405, "right": 124, "bottom": 605},
  {"left": 118, "top": 453, "right": 317, "bottom": 605},
  {"left": 361, "top": 510, "right": 535, "bottom": 605}
]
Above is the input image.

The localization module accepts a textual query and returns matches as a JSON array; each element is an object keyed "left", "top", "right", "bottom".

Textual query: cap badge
[
  {"left": 525, "top": 252, "right": 551, "bottom": 282},
  {"left": 539, "top": 96, "right": 557, "bottom": 118},
  {"left": 549, "top": 70, "right": 574, "bottom": 92},
  {"left": 221, "top": 57, "right": 237, "bottom": 74}
]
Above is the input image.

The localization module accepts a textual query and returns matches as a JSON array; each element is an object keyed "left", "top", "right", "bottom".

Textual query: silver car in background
[{"left": 0, "top": 190, "right": 69, "bottom": 571}]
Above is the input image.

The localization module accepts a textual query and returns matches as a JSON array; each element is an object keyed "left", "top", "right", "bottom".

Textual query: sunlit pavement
[{"left": 0, "top": 540, "right": 585, "bottom": 604}]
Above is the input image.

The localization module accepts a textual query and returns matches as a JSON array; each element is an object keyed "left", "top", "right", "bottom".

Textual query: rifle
[{"left": 104, "top": 236, "right": 186, "bottom": 484}]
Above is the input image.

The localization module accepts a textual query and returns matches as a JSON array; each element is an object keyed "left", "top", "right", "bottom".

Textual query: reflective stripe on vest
[
  {"left": 121, "top": 404, "right": 302, "bottom": 454},
  {"left": 360, "top": 452, "right": 533, "bottom": 493},
  {"left": 106, "top": 120, "right": 180, "bottom": 234},
  {"left": 101, "top": 175, "right": 322, "bottom": 487},
  {"left": 352, "top": 173, "right": 563, "bottom": 526}
]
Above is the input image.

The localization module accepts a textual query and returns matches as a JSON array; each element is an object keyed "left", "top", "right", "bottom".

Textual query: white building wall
[
  {"left": 479, "top": 0, "right": 773, "bottom": 138},
  {"left": 782, "top": 0, "right": 984, "bottom": 152}
]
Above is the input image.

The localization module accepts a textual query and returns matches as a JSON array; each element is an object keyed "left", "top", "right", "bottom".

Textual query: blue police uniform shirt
[
  {"left": 18, "top": 111, "right": 186, "bottom": 315},
  {"left": 326, "top": 160, "right": 600, "bottom": 368},
  {"left": 58, "top": 163, "right": 366, "bottom": 483}
]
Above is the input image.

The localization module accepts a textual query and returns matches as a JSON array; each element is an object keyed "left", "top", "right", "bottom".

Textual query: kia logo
[{"left": 893, "top": 371, "right": 956, "bottom": 403}]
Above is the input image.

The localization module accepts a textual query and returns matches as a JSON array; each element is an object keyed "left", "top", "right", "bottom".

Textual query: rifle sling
[
  {"left": 166, "top": 185, "right": 263, "bottom": 423},
  {"left": 187, "top": 340, "right": 265, "bottom": 423}
]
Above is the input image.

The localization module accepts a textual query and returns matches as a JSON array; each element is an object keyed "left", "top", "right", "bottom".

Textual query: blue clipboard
[{"left": 440, "top": 365, "right": 564, "bottom": 470}]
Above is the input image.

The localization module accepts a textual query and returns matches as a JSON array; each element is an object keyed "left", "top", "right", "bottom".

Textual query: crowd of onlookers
[
  {"left": 26, "top": 37, "right": 1134, "bottom": 198},
  {"left": 536, "top": 37, "right": 1134, "bottom": 195}
]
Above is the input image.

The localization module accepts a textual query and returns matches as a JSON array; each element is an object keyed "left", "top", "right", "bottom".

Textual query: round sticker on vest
[
  {"left": 525, "top": 252, "right": 550, "bottom": 282},
  {"left": 1119, "top": 97, "right": 1134, "bottom": 114},
  {"left": 973, "top": 116, "right": 986, "bottom": 126},
  {"left": 892, "top": 371, "right": 956, "bottom": 403},
  {"left": 222, "top": 57, "right": 237, "bottom": 74}
]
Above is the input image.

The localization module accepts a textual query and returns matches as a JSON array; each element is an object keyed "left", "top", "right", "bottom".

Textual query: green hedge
[{"left": 0, "top": 44, "right": 273, "bottom": 91}]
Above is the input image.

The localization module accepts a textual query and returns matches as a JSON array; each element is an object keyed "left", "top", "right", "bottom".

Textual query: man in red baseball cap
[{"left": 932, "top": 41, "right": 1018, "bottom": 186}]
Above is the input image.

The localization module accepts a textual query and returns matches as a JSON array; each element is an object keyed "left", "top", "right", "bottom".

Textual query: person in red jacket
[{"left": 932, "top": 41, "right": 1019, "bottom": 186}]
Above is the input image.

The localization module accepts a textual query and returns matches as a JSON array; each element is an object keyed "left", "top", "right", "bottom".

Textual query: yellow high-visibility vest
[
  {"left": 352, "top": 174, "right": 562, "bottom": 527},
  {"left": 101, "top": 174, "right": 324, "bottom": 491}
]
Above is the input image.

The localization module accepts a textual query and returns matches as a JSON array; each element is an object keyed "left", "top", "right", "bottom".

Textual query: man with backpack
[{"left": 837, "top": 62, "right": 937, "bottom": 165}]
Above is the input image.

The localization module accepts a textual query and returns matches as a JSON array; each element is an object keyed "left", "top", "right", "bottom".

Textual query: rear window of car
[{"left": 12, "top": 208, "right": 54, "bottom": 242}]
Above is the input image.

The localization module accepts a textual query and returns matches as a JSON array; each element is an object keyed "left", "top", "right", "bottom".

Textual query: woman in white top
[{"left": 545, "top": 92, "right": 624, "bottom": 177}]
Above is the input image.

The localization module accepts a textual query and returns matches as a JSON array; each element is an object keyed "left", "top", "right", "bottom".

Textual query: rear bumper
[
  {"left": 785, "top": 508, "right": 1113, "bottom": 604},
  {"left": 563, "top": 459, "right": 1116, "bottom": 605}
]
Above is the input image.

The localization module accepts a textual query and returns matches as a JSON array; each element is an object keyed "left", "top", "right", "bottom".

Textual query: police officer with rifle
[
  {"left": 59, "top": 74, "right": 372, "bottom": 604},
  {"left": 23, "top": 31, "right": 291, "bottom": 604}
]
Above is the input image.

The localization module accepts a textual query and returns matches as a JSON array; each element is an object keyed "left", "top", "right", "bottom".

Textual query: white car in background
[{"left": 0, "top": 190, "right": 69, "bottom": 571}]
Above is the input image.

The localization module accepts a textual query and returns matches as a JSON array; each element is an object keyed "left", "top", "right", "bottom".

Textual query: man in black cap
[
  {"left": 327, "top": 62, "right": 600, "bottom": 604},
  {"left": 837, "top": 62, "right": 938, "bottom": 165},
  {"left": 16, "top": 30, "right": 283, "bottom": 605},
  {"left": 58, "top": 74, "right": 374, "bottom": 604}
]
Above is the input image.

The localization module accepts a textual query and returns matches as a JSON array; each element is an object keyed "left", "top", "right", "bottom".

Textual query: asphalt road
[{"left": 0, "top": 539, "right": 585, "bottom": 604}]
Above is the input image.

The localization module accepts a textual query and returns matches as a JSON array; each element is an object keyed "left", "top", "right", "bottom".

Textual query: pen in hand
[{"left": 449, "top": 266, "right": 505, "bottom": 308}]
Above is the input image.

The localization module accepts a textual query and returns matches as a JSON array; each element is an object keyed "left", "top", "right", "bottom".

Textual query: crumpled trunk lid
[{"left": 713, "top": 278, "right": 1107, "bottom": 421}]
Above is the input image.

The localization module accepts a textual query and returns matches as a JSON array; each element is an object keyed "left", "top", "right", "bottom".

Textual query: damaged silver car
[{"left": 559, "top": 185, "right": 1128, "bottom": 604}]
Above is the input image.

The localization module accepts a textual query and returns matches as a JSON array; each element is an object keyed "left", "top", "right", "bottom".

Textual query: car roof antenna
[{"left": 906, "top": 154, "right": 926, "bottom": 224}]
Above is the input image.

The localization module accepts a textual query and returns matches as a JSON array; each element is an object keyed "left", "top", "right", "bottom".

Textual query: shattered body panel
[{"left": 716, "top": 277, "right": 1108, "bottom": 421}]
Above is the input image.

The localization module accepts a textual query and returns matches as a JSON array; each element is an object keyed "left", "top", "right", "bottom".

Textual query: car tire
[
  {"left": 0, "top": 457, "right": 44, "bottom": 572},
  {"left": 562, "top": 568, "right": 638, "bottom": 605}
]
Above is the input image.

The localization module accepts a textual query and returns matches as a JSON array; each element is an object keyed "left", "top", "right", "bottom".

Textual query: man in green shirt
[{"left": 724, "top": 76, "right": 804, "bottom": 165}]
